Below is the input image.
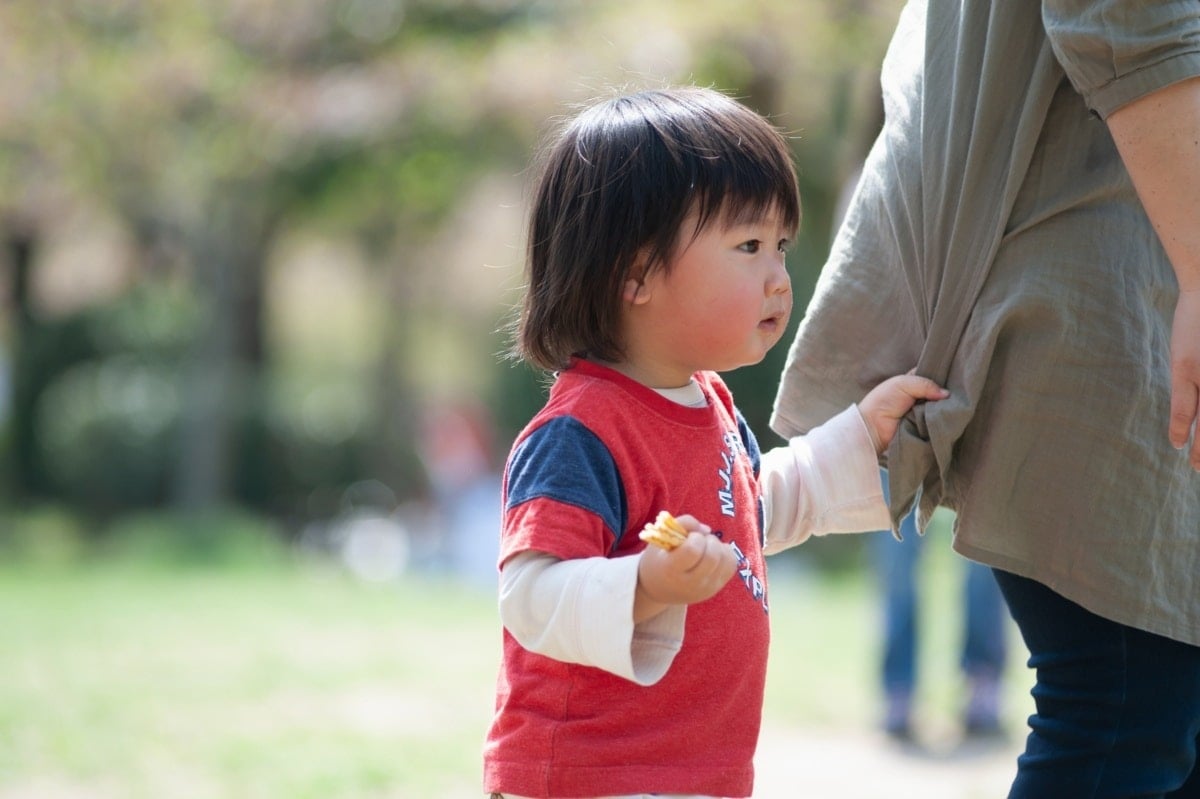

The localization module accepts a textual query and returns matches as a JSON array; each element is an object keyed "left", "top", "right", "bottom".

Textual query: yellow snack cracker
[{"left": 638, "top": 510, "right": 689, "bottom": 550}]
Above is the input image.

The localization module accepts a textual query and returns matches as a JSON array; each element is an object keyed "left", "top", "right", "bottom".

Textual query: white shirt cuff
[
  {"left": 499, "top": 550, "right": 685, "bottom": 685},
  {"left": 760, "top": 404, "right": 889, "bottom": 553}
]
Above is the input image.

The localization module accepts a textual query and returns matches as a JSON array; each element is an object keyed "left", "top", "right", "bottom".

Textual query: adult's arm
[{"left": 1106, "top": 77, "right": 1200, "bottom": 464}]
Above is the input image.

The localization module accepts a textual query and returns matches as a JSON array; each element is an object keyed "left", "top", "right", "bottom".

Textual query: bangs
[
  {"left": 686, "top": 138, "right": 801, "bottom": 238},
  {"left": 653, "top": 89, "right": 801, "bottom": 236}
]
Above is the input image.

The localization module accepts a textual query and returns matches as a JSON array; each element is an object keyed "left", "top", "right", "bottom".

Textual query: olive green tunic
[{"left": 771, "top": 0, "right": 1200, "bottom": 645}]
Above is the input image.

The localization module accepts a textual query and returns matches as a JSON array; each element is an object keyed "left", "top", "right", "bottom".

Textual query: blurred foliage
[
  {"left": 0, "top": 504, "right": 89, "bottom": 566},
  {"left": 0, "top": 502, "right": 289, "bottom": 568},
  {"left": 32, "top": 282, "right": 196, "bottom": 509},
  {"left": 0, "top": 0, "right": 904, "bottom": 557},
  {"left": 98, "top": 507, "right": 290, "bottom": 568}
]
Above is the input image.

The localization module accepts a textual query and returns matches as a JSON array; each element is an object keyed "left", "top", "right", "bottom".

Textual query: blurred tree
[
  {"left": 0, "top": 0, "right": 902, "bottom": 540},
  {"left": 0, "top": 0, "right": 539, "bottom": 518}
]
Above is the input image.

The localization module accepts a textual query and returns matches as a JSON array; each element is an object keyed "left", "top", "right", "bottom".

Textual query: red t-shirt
[{"left": 484, "top": 360, "right": 770, "bottom": 798}]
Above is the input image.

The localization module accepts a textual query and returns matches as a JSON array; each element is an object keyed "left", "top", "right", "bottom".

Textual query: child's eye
[
  {"left": 738, "top": 240, "right": 762, "bottom": 254},
  {"left": 778, "top": 238, "right": 793, "bottom": 253}
]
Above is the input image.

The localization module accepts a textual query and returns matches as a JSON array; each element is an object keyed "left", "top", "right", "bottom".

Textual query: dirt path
[{"left": 752, "top": 722, "right": 1021, "bottom": 799}]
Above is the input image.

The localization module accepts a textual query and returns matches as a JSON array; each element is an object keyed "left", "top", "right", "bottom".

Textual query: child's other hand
[
  {"left": 634, "top": 515, "right": 737, "bottom": 622},
  {"left": 858, "top": 374, "right": 950, "bottom": 454}
]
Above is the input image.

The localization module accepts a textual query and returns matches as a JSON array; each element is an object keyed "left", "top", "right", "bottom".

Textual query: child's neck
[
  {"left": 589, "top": 358, "right": 705, "bottom": 407},
  {"left": 654, "top": 380, "right": 707, "bottom": 408},
  {"left": 590, "top": 357, "right": 694, "bottom": 391}
]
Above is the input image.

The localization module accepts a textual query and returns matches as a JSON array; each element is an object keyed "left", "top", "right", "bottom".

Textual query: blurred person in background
[
  {"left": 416, "top": 399, "right": 501, "bottom": 585},
  {"left": 772, "top": 1, "right": 1200, "bottom": 795},
  {"left": 871, "top": 482, "right": 1008, "bottom": 742}
]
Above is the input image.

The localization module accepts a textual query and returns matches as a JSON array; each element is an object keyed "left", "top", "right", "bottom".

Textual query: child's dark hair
[{"left": 515, "top": 86, "right": 801, "bottom": 371}]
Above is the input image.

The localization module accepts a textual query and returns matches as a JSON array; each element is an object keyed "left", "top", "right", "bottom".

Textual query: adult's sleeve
[{"left": 1042, "top": 0, "right": 1200, "bottom": 118}]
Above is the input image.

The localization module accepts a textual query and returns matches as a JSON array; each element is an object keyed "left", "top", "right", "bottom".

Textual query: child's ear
[
  {"left": 624, "top": 248, "right": 656, "bottom": 305},
  {"left": 623, "top": 278, "right": 649, "bottom": 305}
]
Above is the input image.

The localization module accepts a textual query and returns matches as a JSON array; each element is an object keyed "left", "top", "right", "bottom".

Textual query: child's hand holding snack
[{"left": 634, "top": 512, "right": 737, "bottom": 623}]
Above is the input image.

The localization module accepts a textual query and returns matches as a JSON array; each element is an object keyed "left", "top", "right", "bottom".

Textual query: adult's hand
[{"left": 1170, "top": 290, "right": 1200, "bottom": 465}]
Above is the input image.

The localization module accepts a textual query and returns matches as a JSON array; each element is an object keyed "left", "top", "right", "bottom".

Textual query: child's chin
[{"left": 719, "top": 355, "right": 770, "bottom": 374}]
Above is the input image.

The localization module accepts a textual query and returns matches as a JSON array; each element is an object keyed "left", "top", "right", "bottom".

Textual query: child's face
[{"left": 621, "top": 207, "right": 793, "bottom": 387}]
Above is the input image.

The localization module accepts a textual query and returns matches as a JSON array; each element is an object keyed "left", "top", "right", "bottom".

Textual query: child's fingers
[
  {"left": 639, "top": 533, "right": 736, "bottom": 605},
  {"left": 907, "top": 376, "right": 949, "bottom": 399},
  {"left": 680, "top": 533, "right": 737, "bottom": 581},
  {"left": 673, "top": 514, "right": 712, "bottom": 535},
  {"left": 892, "top": 374, "right": 950, "bottom": 400},
  {"left": 664, "top": 532, "right": 705, "bottom": 570}
]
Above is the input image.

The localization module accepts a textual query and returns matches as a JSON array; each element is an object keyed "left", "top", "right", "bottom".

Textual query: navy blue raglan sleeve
[{"left": 502, "top": 416, "right": 630, "bottom": 559}]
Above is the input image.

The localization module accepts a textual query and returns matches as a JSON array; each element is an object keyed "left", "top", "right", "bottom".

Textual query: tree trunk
[
  {"left": 4, "top": 220, "right": 39, "bottom": 501},
  {"left": 171, "top": 188, "right": 273, "bottom": 511}
]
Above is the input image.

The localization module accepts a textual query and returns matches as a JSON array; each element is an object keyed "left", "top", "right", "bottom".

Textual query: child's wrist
[
  {"left": 855, "top": 404, "right": 885, "bottom": 453},
  {"left": 633, "top": 581, "right": 670, "bottom": 624}
]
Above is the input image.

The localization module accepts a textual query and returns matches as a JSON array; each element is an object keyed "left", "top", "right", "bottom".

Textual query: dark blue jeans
[{"left": 994, "top": 569, "right": 1200, "bottom": 798}]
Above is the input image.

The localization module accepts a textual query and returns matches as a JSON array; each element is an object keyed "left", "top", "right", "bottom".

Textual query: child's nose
[{"left": 767, "top": 258, "right": 791, "bottom": 294}]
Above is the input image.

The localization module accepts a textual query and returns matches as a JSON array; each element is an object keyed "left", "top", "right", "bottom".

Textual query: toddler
[{"left": 484, "top": 86, "right": 948, "bottom": 799}]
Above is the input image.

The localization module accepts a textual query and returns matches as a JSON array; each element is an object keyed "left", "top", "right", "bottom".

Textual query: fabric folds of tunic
[{"left": 771, "top": 0, "right": 1200, "bottom": 646}]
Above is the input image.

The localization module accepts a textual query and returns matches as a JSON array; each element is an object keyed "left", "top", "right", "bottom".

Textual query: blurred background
[
  {"left": 0, "top": 2, "right": 1029, "bottom": 797},
  {"left": 0, "top": 0, "right": 901, "bottom": 556}
]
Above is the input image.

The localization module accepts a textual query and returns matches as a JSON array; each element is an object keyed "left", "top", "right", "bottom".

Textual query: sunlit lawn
[
  {"left": 0, "top": 518, "right": 1030, "bottom": 798},
  {"left": 0, "top": 562, "right": 500, "bottom": 798}
]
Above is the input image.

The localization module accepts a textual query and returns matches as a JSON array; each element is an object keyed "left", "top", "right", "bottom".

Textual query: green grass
[
  {"left": 0, "top": 524, "right": 1031, "bottom": 798},
  {"left": 0, "top": 563, "right": 500, "bottom": 798}
]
